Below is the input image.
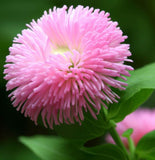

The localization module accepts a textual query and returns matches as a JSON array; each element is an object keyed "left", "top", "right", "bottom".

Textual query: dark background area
[{"left": 0, "top": 0, "right": 155, "bottom": 159}]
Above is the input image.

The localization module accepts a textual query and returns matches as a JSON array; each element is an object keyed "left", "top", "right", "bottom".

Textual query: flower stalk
[
  {"left": 109, "top": 125, "right": 130, "bottom": 160},
  {"left": 101, "top": 107, "right": 130, "bottom": 160},
  {"left": 127, "top": 136, "right": 135, "bottom": 160}
]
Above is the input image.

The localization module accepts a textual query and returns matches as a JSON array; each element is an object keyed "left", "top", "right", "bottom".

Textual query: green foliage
[
  {"left": 122, "top": 128, "right": 134, "bottom": 138},
  {"left": 136, "top": 130, "right": 155, "bottom": 160},
  {"left": 20, "top": 135, "right": 127, "bottom": 160},
  {"left": 20, "top": 136, "right": 89, "bottom": 160},
  {"left": 82, "top": 143, "right": 127, "bottom": 160},
  {"left": 108, "top": 63, "right": 155, "bottom": 122}
]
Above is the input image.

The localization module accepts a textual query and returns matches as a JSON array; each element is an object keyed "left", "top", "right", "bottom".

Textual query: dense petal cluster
[
  {"left": 4, "top": 5, "right": 133, "bottom": 128},
  {"left": 106, "top": 108, "right": 155, "bottom": 147}
]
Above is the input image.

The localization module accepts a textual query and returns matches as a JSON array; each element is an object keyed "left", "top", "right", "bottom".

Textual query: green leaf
[
  {"left": 19, "top": 135, "right": 103, "bottom": 160},
  {"left": 82, "top": 143, "right": 127, "bottom": 160},
  {"left": 136, "top": 130, "right": 155, "bottom": 160},
  {"left": 122, "top": 128, "right": 133, "bottom": 138},
  {"left": 54, "top": 108, "right": 108, "bottom": 141},
  {"left": 108, "top": 63, "right": 155, "bottom": 122}
]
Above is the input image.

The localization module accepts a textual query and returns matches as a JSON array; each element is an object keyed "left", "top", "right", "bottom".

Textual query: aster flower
[
  {"left": 106, "top": 108, "right": 155, "bottom": 147},
  {"left": 4, "top": 5, "right": 133, "bottom": 129}
]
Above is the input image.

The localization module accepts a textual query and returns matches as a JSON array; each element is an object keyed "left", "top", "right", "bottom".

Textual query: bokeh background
[{"left": 0, "top": 0, "right": 155, "bottom": 159}]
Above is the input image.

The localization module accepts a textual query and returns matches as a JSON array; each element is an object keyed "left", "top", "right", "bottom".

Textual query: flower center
[{"left": 52, "top": 46, "right": 70, "bottom": 55}]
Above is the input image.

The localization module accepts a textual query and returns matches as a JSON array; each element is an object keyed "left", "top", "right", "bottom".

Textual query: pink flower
[
  {"left": 4, "top": 5, "right": 133, "bottom": 129},
  {"left": 106, "top": 108, "right": 155, "bottom": 147}
]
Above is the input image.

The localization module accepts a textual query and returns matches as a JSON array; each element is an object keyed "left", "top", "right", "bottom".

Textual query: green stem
[
  {"left": 101, "top": 107, "right": 130, "bottom": 159},
  {"left": 128, "top": 137, "right": 135, "bottom": 160},
  {"left": 109, "top": 124, "right": 130, "bottom": 160}
]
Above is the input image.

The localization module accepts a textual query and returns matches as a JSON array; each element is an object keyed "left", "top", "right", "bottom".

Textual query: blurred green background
[{"left": 0, "top": 0, "right": 155, "bottom": 159}]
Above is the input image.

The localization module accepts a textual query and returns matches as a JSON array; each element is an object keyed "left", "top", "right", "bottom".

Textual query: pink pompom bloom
[
  {"left": 106, "top": 109, "right": 155, "bottom": 147},
  {"left": 4, "top": 5, "right": 133, "bottom": 129}
]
